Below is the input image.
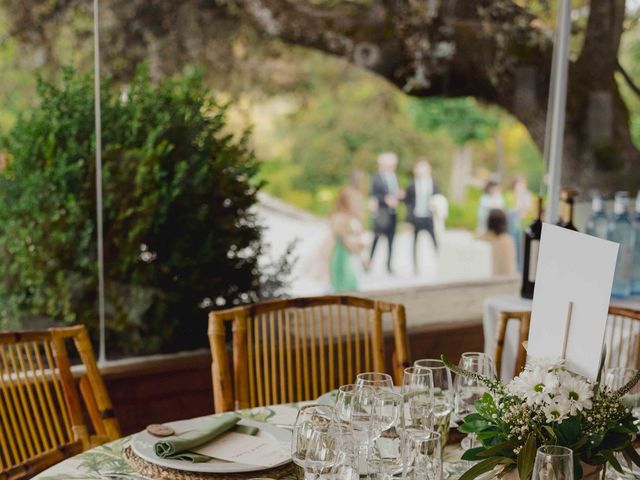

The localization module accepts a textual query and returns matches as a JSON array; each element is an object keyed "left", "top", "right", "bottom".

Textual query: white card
[
  {"left": 527, "top": 223, "right": 619, "bottom": 379},
  {"left": 193, "top": 431, "right": 289, "bottom": 467}
]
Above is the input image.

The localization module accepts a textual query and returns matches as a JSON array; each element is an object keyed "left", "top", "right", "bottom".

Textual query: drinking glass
[
  {"left": 334, "top": 384, "right": 357, "bottom": 426},
  {"left": 404, "top": 429, "right": 442, "bottom": 480},
  {"left": 604, "top": 367, "right": 640, "bottom": 418},
  {"left": 350, "top": 385, "right": 377, "bottom": 474},
  {"left": 402, "top": 366, "right": 434, "bottom": 430},
  {"left": 453, "top": 352, "right": 496, "bottom": 418},
  {"left": 414, "top": 359, "right": 454, "bottom": 446},
  {"left": 292, "top": 404, "right": 334, "bottom": 476},
  {"left": 356, "top": 372, "right": 394, "bottom": 392},
  {"left": 532, "top": 445, "right": 573, "bottom": 480},
  {"left": 371, "top": 391, "right": 404, "bottom": 480},
  {"left": 306, "top": 424, "right": 352, "bottom": 480}
]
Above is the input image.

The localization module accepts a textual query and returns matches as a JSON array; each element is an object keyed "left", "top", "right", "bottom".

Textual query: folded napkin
[{"left": 154, "top": 414, "right": 259, "bottom": 463}]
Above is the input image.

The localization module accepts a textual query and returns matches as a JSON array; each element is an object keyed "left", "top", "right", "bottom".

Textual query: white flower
[
  {"left": 543, "top": 397, "right": 572, "bottom": 423},
  {"left": 557, "top": 371, "right": 593, "bottom": 415},
  {"left": 525, "top": 356, "right": 565, "bottom": 372},
  {"left": 508, "top": 367, "right": 559, "bottom": 405}
]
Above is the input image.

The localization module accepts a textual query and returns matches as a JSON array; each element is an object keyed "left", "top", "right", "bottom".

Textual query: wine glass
[
  {"left": 356, "top": 372, "right": 394, "bottom": 392},
  {"left": 306, "top": 424, "right": 351, "bottom": 480},
  {"left": 604, "top": 367, "right": 640, "bottom": 418},
  {"left": 371, "top": 391, "right": 404, "bottom": 480},
  {"left": 292, "top": 404, "right": 334, "bottom": 478},
  {"left": 349, "top": 385, "right": 378, "bottom": 475},
  {"left": 414, "top": 359, "right": 454, "bottom": 446},
  {"left": 532, "top": 445, "right": 573, "bottom": 480},
  {"left": 453, "top": 352, "right": 495, "bottom": 418},
  {"left": 402, "top": 366, "right": 435, "bottom": 430},
  {"left": 404, "top": 429, "right": 442, "bottom": 480}
]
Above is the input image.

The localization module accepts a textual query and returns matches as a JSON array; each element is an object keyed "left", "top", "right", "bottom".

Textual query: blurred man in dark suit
[
  {"left": 369, "top": 152, "right": 402, "bottom": 273},
  {"left": 405, "top": 158, "right": 440, "bottom": 273}
]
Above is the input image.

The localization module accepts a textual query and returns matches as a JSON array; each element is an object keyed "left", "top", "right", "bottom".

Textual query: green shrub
[{"left": 0, "top": 66, "right": 288, "bottom": 356}]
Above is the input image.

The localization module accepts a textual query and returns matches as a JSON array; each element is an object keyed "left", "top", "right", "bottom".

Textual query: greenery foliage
[{"left": 0, "top": 67, "right": 286, "bottom": 355}]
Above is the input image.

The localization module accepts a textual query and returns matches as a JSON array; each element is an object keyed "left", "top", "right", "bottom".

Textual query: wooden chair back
[
  {"left": 0, "top": 325, "right": 120, "bottom": 479},
  {"left": 208, "top": 296, "right": 409, "bottom": 413},
  {"left": 494, "top": 310, "right": 531, "bottom": 379},
  {"left": 605, "top": 307, "right": 640, "bottom": 369},
  {"left": 494, "top": 306, "right": 640, "bottom": 378}
]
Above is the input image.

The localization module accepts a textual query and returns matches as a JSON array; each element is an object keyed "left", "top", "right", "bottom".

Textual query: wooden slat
[
  {"left": 317, "top": 307, "right": 327, "bottom": 395},
  {"left": 294, "top": 309, "right": 303, "bottom": 402},
  {"left": 32, "top": 342, "right": 65, "bottom": 446},
  {"left": 269, "top": 311, "right": 277, "bottom": 404},
  {"left": 12, "top": 344, "right": 46, "bottom": 453},
  {"left": 345, "top": 306, "right": 353, "bottom": 382},
  {"left": 247, "top": 313, "right": 256, "bottom": 408},
  {"left": 364, "top": 309, "right": 371, "bottom": 371},
  {"left": 253, "top": 315, "right": 264, "bottom": 407},
  {"left": 0, "top": 347, "right": 32, "bottom": 461},
  {"left": 309, "top": 308, "right": 318, "bottom": 399},
  {"left": 354, "top": 307, "right": 361, "bottom": 376},
  {"left": 337, "top": 305, "right": 344, "bottom": 386},
  {"left": 24, "top": 342, "right": 56, "bottom": 450},
  {"left": 285, "top": 309, "right": 294, "bottom": 403},
  {"left": 301, "top": 309, "right": 310, "bottom": 400},
  {"left": 327, "top": 305, "right": 335, "bottom": 391}
]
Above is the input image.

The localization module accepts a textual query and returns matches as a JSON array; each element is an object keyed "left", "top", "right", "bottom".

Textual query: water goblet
[{"left": 532, "top": 445, "right": 573, "bottom": 480}]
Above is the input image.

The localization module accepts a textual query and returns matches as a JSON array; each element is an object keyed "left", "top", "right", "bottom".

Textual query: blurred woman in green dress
[{"left": 330, "top": 187, "right": 366, "bottom": 292}]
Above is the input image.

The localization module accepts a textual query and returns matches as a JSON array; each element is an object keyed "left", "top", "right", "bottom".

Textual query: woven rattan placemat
[{"left": 123, "top": 446, "right": 298, "bottom": 480}]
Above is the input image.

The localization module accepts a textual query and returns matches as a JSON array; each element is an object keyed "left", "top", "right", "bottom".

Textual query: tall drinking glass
[
  {"left": 532, "top": 445, "right": 573, "bottom": 480},
  {"left": 402, "top": 366, "right": 434, "bottom": 430},
  {"left": 292, "top": 404, "right": 334, "bottom": 479},
  {"left": 404, "top": 429, "right": 442, "bottom": 480},
  {"left": 356, "top": 372, "right": 394, "bottom": 392},
  {"left": 414, "top": 359, "right": 454, "bottom": 446},
  {"left": 349, "top": 385, "right": 377, "bottom": 474},
  {"left": 371, "top": 392, "right": 404, "bottom": 480},
  {"left": 334, "top": 384, "right": 357, "bottom": 426}
]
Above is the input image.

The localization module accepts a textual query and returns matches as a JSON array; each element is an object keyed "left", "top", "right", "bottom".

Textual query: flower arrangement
[{"left": 442, "top": 356, "right": 640, "bottom": 480}]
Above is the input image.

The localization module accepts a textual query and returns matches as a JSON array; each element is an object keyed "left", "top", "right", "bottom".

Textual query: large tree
[{"left": 2, "top": 0, "right": 639, "bottom": 193}]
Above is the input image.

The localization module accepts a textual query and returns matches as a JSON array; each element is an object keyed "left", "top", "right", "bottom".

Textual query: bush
[{"left": 0, "top": 67, "right": 288, "bottom": 355}]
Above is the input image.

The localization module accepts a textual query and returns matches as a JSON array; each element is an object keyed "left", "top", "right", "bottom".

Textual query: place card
[
  {"left": 193, "top": 431, "right": 289, "bottom": 467},
  {"left": 527, "top": 223, "right": 619, "bottom": 379}
]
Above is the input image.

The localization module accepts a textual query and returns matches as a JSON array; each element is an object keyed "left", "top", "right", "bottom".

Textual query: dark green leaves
[
  {"left": 458, "top": 457, "right": 513, "bottom": 480},
  {"left": 517, "top": 434, "right": 537, "bottom": 480}
]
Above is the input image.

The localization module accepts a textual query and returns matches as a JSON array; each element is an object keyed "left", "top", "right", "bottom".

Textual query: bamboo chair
[
  {"left": 605, "top": 306, "right": 640, "bottom": 369},
  {"left": 494, "top": 306, "right": 640, "bottom": 378},
  {"left": 0, "top": 325, "right": 120, "bottom": 480},
  {"left": 493, "top": 310, "right": 531, "bottom": 379},
  {"left": 208, "top": 296, "right": 409, "bottom": 413}
]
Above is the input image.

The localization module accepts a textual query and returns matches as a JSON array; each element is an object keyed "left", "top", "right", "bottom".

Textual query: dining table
[{"left": 33, "top": 399, "right": 465, "bottom": 480}]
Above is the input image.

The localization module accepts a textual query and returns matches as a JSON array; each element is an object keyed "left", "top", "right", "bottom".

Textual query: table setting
[{"left": 33, "top": 225, "right": 640, "bottom": 480}]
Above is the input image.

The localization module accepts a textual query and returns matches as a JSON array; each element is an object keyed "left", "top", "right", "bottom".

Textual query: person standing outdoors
[
  {"left": 330, "top": 188, "right": 366, "bottom": 292},
  {"left": 369, "top": 152, "right": 402, "bottom": 273},
  {"left": 404, "top": 158, "right": 440, "bottom": 274}
]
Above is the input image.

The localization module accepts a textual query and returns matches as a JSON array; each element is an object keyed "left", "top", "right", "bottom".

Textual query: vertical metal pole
[
  {"left": 544, "top": 0, "right": 572, "bottom": 223},
  {"left": 93, "top": 0, "right": 106, "bottom": 365}
]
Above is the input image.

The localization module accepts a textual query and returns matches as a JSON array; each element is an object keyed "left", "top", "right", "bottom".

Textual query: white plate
[{"left": 131, "top": 416, "right": 291, "bottom": 473}]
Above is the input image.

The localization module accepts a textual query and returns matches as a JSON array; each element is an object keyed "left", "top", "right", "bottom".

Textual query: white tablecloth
[{"left": 484, "top": 293, "right": 640, "bottom": 382}]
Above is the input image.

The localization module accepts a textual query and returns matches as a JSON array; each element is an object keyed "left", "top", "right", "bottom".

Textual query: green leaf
[
  {"left": 517, "top": 434, "right": 537, "bottom": 480},
  {"left": 459, "top": 457, "right": 512, "bottom": 480},
  {"left": 461, "top": 447, "right": 486, "bottom": 461},
  {"left": 556, "top": 415, "right": 581, "bottom": 445},
  {"left": 602, "top": 450, "right": 623, "bottom": 473},
  {"left": 623, "top": 444, "right": 640, "bottom": 468},
  {"left": 477, "top": 439, "right": 518, "bottom": 457}
]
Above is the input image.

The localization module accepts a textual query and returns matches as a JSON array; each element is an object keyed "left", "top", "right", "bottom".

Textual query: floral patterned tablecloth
[{"left": 34, "top": 402, "right": 464, "bottom": 480}]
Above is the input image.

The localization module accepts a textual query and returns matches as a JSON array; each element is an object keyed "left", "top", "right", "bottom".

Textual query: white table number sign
[{"left": 527, "top": 223, "right": 619, "bottom": 379}]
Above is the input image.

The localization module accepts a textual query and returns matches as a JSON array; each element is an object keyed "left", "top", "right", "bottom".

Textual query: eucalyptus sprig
[{"left": 440, "top": 354, "right": 506, "bottom": 396}]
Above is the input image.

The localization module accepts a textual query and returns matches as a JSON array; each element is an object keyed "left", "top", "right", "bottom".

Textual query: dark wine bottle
[
  {"left": 521, "top": 196, "right": 543, "bottom": 299},
  {"left": 556, "top": 188, "right": 578, "bottom": 231}
]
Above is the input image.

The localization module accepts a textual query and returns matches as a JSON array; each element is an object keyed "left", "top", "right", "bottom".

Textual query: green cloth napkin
[{"left": 154, "top": 414, "right": 259, "bottom": 463}]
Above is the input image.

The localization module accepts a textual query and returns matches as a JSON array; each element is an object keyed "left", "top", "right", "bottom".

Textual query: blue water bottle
[
  {"left": 608, "top": 191, "right": 635, "bottom": 297},
  {"left": 632, "top": 191, "right": 640, "bottom": 294},
  {"left": 585, "top": 192, "right": 608, "bottom": 239}
]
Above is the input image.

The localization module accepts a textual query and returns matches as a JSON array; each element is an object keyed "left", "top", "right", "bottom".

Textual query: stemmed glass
[
  {"left": 292, "top": 404, "right": 334, "bottom": 480},
  {"left": 371, "top": 391, "right": 404, "bottom": 480},
  {"left": 532, "top": 445, "right": 573, "bottom": 480},
  {"left": 356, "top": 372, "right": 394, "bottom": 392},
  {"left": 334, "top": 384, "right": 357, "bottom": 426},
  {"left": 454, "top": 352, "right": 496, "bottom": 418},
  {"left": 402, "top": 366, "right": 435, "bottom": 430},
  {"left": 414, "top": 359, "right": 454, "bottom": 446},
  {"left": 404, "top": 429, "right": 442, "bottom": 480}
]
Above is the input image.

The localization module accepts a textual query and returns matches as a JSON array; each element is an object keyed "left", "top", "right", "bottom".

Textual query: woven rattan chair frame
[
  {"left": 0, "top": 325, "right": 120, "bottom": 479},
  {"left": 208, "top": 295, "right": 409, "bottom": 413}
]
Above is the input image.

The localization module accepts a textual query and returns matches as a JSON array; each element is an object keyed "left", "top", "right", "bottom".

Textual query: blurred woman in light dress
[{"left": 329, "top": 187, "right": 367, "bottom": 292}]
